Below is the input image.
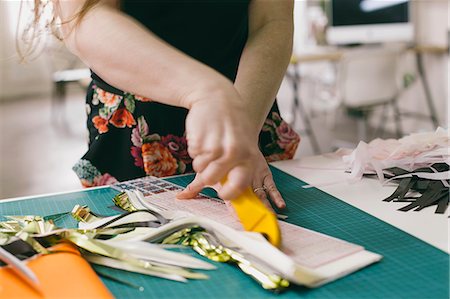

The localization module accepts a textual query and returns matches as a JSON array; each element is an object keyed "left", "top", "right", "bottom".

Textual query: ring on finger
[
  {"left": 253, "top": 186, "right": 266, "bottom": 193},
  {"left": 265, "top": 185, "right": 276, "bottom": 192}
]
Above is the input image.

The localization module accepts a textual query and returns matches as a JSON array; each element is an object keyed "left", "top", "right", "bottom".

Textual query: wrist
[
  {"left": 238, "top": 101, "right": 267, "bottom": 138},
  {"left": 181, "top": 76, "right": 237, "bottom": 109}
]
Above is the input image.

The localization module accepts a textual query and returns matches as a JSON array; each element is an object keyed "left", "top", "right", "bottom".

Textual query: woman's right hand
[{"left": 177, "top": 85, "right": 258, "bottom": 202}]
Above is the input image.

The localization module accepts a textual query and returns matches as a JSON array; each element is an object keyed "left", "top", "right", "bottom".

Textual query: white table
[{"left": 272, "top": 155, "right": 449, "bottom": 253}]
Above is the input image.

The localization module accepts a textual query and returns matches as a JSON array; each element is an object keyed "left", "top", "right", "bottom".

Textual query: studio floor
[{"left": 0, "top": 87, "right": 88, "bottom": 199}]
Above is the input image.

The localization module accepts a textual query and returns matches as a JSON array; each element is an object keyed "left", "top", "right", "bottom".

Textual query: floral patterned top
[{"left": 73, "top": 82, "right": 300, "bottom": 187}]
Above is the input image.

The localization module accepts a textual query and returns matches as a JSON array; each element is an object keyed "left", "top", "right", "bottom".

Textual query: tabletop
[
  {"left": 1, "top": 158, "right": 449, "bottom": 298},
  {"left": 272, "top": 155, "right": 449, "bottom": 253}
]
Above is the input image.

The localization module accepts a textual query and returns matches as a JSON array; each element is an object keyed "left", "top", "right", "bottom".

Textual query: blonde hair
[{"left": 17, "top": 0, "right": 101, "bottom": 62}]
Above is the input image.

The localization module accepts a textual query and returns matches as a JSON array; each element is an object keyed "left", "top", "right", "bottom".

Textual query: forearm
[
  {"left": 234, "top": 1, "right": 294, "bottom": 136},
  {"left": 57, "top": 1, "right": 233, "bottom": 109}
]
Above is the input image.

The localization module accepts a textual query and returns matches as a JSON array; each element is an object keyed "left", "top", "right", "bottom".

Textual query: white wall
[{"left": 0, "top": 1, "right": 52, "bottom": 100}]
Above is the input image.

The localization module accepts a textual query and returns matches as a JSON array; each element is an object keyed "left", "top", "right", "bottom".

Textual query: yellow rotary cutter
[{"left": 226, "top": 183, "right": 282, "bottom": 248}]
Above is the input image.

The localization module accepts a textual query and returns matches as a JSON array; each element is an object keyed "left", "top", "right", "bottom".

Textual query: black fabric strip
[
  {"left": 435, "top": 193, "right": 449, "bottom": 214},
  {"left": 96, "top": 209, "right": 169, "bottom": 230},
  {"left": 0, "top": 239, "right": 38, "bottom": 266},
  {"left": 398, "top": 182, "right": 442, "bottom": 212},
  {"left": 383, "top": 177, "right": 414, "bottom": 202},
  {"left": 376, "top": 163, "right": 449, "bottom": 215}
]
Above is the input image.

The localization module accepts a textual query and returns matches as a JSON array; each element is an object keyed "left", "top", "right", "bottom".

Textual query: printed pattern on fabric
[
  {"left": 131, "top": 116, "right": 191, "bottom": 177},
  {"left": 73, "top": 159, "right": 118, "bottom": 188},
  {"left": 261, "top": 112, "right": 300, "bottom": 162},
  {"left": 74, "top": 85, "right": 300, "bottom": 187},
  {"left": 91, "top": 86, "right": 151, "bottom": 134}
]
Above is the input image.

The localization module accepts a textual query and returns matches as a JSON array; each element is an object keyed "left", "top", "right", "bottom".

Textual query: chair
[{"left": 336, "top": 46, "right": 404, "bottom": 142}]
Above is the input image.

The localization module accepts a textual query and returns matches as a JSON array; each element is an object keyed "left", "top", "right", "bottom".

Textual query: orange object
[{"left": 0, "top": 243, "right": 113, "bottom": 299}]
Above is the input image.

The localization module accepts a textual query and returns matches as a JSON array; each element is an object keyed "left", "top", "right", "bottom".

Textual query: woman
[{"left": 50, "top": 0, "right": 299, "bottom": 207}]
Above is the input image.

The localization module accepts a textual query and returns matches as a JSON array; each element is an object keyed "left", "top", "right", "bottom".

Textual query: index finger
[{"left": 176, "top": 173, "right": 205, "bottom": 199}]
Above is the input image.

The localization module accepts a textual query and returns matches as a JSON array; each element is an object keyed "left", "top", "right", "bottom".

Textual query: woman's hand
[
  {"left": 178, "top": 131, "right": 286, "bottom": 210},
  {"left": 177, "top": 87, "right": 259, "bottom": 201},
  {"left": 213, "top": 151, "right": 286, "bottom": 210},
  {"left": 250, "top": 151, "right": 286, "bottom": 210}
]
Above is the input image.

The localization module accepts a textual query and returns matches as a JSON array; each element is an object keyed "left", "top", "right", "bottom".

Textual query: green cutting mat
[{"left": 1, "top": 167, "right": 448, "bottom": 298}]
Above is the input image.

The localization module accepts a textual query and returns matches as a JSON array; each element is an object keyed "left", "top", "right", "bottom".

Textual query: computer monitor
[{"left": 326, "top": 0, "right": 414, "bottom": 45}]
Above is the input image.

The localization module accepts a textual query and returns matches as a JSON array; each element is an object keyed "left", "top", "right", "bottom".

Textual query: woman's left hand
[
  {"left": 177, "top": 151, "right": 286, "bottom": 210},
  {"left": 249, "top": 151, "right": 286, "bottom": 210}
]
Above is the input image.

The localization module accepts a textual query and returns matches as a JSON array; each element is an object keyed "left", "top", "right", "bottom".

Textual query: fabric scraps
[
  {"left": 342, "top": 127, "right": 449, "bottom": 183},
  {"left": 340, "top": 128, "right": 449, "bottom": 214},
  {"left": 380, "top": 163, "right": 449, "bottom": 214}
]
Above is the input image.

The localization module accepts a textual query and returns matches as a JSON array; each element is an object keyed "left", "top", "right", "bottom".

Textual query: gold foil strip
[
  {"left": 71, "top": 205, "right": 102, "bottom": 223},
  {"left": 0, "top": 221, "right": 22, "bottom": 233},
  {"left": 163, "top": 227, "right": 289, "bottom": 291},
  {"left": 113, "top": 192, "right": 138, "bottom": 212},
  {"left": 1, "top": 201, "right": 290, "bottom": 290},
  {"left": 3, "top": 215, "right": 56, "bottom": 238},
  {"left": 1, "top": 213, "right": 208, "bottom": 281},
  {"left": 0, "top": 233, "right": 13, "bottom": 246},
  {"left": 67, "top": 231, "right": 206, "bottom": 280},
  {"left": 227, "top": 247, "right": 290, "bottom": 291}
]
